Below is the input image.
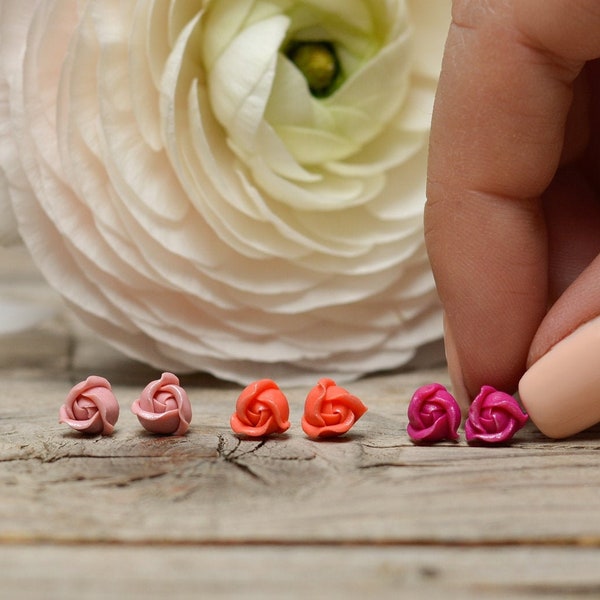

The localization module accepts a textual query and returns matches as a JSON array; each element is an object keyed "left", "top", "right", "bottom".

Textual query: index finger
[{"left": 425, "top": 0, "right": 600, "bottom": 402}]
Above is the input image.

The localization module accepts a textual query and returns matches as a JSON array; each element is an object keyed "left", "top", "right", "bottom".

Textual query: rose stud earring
[
  {"left": 230, "top": 379, "right": 291, "bottom": 437},
  {"left": 301, "top": 378, "right": 367, "bottom": 438},
  {"left": 407, "top": 383, "right": 461, "bottom": 443},
  {"left": 131, "top": 372, "right": 192, "bottom": 436},
  {"left": 59, "top": 375, "right": 120, "bottom": 435},
  {"left": 465, "top": 386, "right": 528, "bottom": 444}
]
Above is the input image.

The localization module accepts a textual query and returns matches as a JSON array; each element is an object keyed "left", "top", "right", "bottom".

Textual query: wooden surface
[{"left": 2, "top": 249, "right": 600, "bottom": 599}]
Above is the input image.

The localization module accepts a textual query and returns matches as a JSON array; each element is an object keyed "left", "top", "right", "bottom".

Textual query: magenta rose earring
[
  {"left": 407, "top": 383, "right": 461, "bottom": 443},
  {"left": 131, "top": 372, "right": 192, "bottom": 436},
  {"left": 465, "top": 386, "right": 528, "bottom": 444},
  {"left": 59, "top": 376, "right": 120, "bottom": 435}
]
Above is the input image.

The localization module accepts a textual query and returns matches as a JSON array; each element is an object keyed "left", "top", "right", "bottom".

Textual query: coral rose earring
[
  {"left": 230, "top": 379, "right": 291, "bottom": 437},
  {"left": 301, "top": 378, "right": 367, "bottom": 438}
]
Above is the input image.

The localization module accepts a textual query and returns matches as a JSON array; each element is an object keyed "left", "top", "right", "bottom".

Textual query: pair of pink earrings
[
  {"left": 59, "top": 372, "right": 192, "bottom": 436},
  {"left": 230, "top": 378, "right": 368, "bottom": 439},
  {"left": 407, "top": 383, "right": 528, "bottom": 445}
]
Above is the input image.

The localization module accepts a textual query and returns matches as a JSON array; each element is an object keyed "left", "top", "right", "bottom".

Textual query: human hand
[{"left": 425, "top": 0, "right": 600, "bottom": 438}]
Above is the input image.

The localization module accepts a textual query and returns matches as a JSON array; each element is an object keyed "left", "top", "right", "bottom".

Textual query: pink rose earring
[
  {"left": 131, "top": 372, "right": 192, "bottom": 436},
  {"left": 301, "top": 378, "right": 368, "bottom": 439},
  {"left": 230, "top": 379, "right": 291, "bottom": 437},
  {"left": 407, "top": 383, "right": 461, "bottom": 443},
  {"left": 59, "top": 376, "right": 120, "bottom": 435}
]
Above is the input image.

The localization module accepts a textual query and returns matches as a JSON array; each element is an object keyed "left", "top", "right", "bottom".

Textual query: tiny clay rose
[
  {"left": 230, "top": 379, "right": 291, "bottom": 437},
  {"left": 465, "top": 386, "right": 528, "bottom": 444},
  {"left": 59, "top": 376, "right": 119, "bottom": 435},
  {"left": 301, "top": 378, "right": 367, "bottom": 439},
  {"left": 131, "top": 372, "right": 192, "bottom": 436},
  {"left": 407, "top": 383, "right": 461, "bottom": 443}
]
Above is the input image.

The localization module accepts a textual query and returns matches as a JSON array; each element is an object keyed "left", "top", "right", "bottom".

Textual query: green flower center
[{"left": 286, "top": 41, "right": 341, "bottom": 98}]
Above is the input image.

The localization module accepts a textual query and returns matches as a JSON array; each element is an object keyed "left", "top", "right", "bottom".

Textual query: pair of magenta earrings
[
  {"left": 407, "top": 383, "right": 529, "bottom": 444},
  {"left": 59, "top": 373, "right": 368, "bottom": 440}
]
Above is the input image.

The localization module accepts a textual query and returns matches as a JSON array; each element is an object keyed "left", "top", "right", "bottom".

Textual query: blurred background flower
[{"left": 0, "top": 0, "right": 450, "bottom": 384}]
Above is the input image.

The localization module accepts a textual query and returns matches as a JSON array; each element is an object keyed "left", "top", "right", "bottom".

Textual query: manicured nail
[
  {"left": 443, "top": 314, "right": 470, "bottom": 411},
  {"left": 519, "top": 316, "right": 600, "bottom": 438}
]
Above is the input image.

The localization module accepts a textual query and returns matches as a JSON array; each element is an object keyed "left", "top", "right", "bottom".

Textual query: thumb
[{"left": 519, "top": 254, "right": 600, "bottom": 438}]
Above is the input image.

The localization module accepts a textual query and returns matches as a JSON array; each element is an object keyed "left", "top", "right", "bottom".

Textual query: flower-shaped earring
[
  {"left": 230, "top": 379, "right": 291, "bottom": 437},
  {"left": 301, "top": 378, "right": 367, "bottom": 438},
  {"left": 131, "top": 372, "right": 192, "bottom": 436},
  {"left": 59, "top": 376, "right": 120, "bottom": 435},
  {"left": 465, "top": 386, "right": 528, "bottom": 444},
  {"left": 407, "top": 383, "right": 461, "bottom": 443}
]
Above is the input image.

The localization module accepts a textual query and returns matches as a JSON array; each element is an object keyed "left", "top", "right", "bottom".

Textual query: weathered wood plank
[
  {"left": 2, "top": 545, "right": 600, "bottom": 599},
  {"left": 3, "top": 249, "right": 600, "bottom": 597},
  {"left": 2, "top": 361, "right": 600, "bottom": 546}
]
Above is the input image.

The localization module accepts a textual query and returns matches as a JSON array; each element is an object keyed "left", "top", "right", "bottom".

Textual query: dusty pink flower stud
[
  {"left": 59, "top": 376, "right": 119, "bottom": 435},
  {"left": 230, "top": 379, "right": 291, "bottom": 437},
  {"left": 465, "top": 386, "right": 528, "bottom": 444},
  {"left": 407, "top": 383, "right": 461, "bottom": 443},
  {"left": 131, "top": 372, "right": 192, "bottom": 436},
  {"left": 301, "top": 378, "right": 368, "bottom": 439}
]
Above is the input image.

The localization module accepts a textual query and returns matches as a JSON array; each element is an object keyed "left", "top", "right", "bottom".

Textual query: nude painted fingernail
[
  {"left": 519, "top": 316, "right": 600, "bottom": 438},
  {"left": 443, "top": 314, "right": 470, "bottom": 412}
]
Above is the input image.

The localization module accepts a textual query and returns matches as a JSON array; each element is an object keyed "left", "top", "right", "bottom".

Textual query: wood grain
[
  {"left": 2, "top": 359, "right": 600, "bottom": 546},
  {"left": 2, "top": 251, "right": 600, "bottom": 597},
  {"left": 3, "top": 545, "right": 600, "bottom": 599}
]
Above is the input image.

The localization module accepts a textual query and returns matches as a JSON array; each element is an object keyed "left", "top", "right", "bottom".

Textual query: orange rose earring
[
  {"left": 301, "top": 378, "right": 367, "bottom": 439},
  {"left": 230, "top": 379, "right": 291, "bottom": 437}
]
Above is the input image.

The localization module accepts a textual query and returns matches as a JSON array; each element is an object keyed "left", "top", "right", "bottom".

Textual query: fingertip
[
  {"left": 443, "top": 314, "right": 470, "bottom": 411},
  {"left": 520, "top": 315, "right": 600, "bottom": 438}
]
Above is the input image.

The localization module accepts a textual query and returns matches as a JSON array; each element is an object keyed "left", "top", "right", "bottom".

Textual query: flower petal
[
  {"left": 208, "top": 15, "right": 289, "bottom": 153},
  {"left": 407, "top": 0, "right": 450, "bottom": 80}
]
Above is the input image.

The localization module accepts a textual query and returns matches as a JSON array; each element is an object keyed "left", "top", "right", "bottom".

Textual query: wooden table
[{"left": 2, "top": 250, "right": 600, "bottom": 598}]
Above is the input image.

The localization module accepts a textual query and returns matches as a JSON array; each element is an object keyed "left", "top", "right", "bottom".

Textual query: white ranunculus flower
[{"left": 0, "top": 0, "right": 449, "bottom": 383}]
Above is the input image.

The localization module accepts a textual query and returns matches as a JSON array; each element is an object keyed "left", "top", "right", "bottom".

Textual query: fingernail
[
  {"left": 443, "top": 314, "right": 470, "bottom": 411},
  {"left": 519, "top": 316, "right": 600, "bottom": 438}
]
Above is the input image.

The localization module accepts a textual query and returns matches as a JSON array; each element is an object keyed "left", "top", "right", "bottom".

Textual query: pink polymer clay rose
[
  {"left": 230, "top": 379, "right": 291, "bottom": 437},
  {"left": 407, "top": 383, "right": 461, "bottom": 443},
  {"left": 465, "top": 386, "right": 528, "bottom": 444},
  {"left": 301, "top": 378, "right": 367, "bottom": 438},
  {"left": 59, "top": 376, "right": 119, "bottom": 435},
  {"left": 131, "top": 372, "right": 192, "bottom": 436}
]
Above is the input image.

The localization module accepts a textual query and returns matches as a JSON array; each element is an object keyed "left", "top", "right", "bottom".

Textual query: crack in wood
[
  {"left": 235, "top": 439, "right": 267, "bottom": 458},
  {"left": 358, "top": 462, "right": 411, "bottom": 470},
  {"left": 216, "top": 434, "right": 267, "bottom": 484},
  {"left": 476, "top": 583, "right": 600, "bottom": 597},
  {"left": 107, "top": 470, "right": 172, "bottom": 488}
]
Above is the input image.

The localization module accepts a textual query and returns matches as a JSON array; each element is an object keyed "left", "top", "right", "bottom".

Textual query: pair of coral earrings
[{"left": 232, "top": 378, "right": 368, "bottom": 439}]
